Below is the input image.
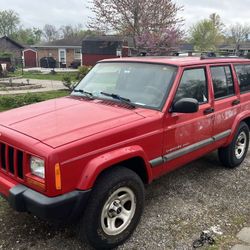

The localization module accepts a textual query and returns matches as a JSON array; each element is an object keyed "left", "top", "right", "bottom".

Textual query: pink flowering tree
[
  {"left": 89, "top": 0, "right": 184, "bottom": 50},
  {"left": 136, "top": 27, "right": 183, "bottom": 55}
]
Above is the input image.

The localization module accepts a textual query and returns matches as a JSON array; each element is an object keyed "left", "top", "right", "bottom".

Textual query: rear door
[
  {"left": 209, "top": 64, "right": 240, "bottom": 145},
  {"left": 234, "top": 63, "right": 250, "bottom": 111}
]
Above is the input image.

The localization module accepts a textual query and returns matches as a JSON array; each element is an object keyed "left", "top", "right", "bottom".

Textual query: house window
[{"left": 74, "top": 48, "right": 82, "bottom": 60}]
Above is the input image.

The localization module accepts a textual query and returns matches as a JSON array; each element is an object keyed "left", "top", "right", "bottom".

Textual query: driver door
[{"left": 163, "top": 66, "right": 214, "bottom": 172}]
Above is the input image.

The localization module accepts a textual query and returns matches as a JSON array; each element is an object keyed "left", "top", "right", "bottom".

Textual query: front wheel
[
  {"left": 79, "top": 167, "right": 145, "bottom": 249},
  {"left": 218, "top": 122, "right": 249, "bottom": 168}
]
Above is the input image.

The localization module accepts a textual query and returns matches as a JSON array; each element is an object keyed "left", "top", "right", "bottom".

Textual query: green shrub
[
  {"left": 62, "top": 74, "right": 75, "bottom": 90},
  {"left": 0, "top": 93, "right": 43, "bottom": 109},
  {"left": 62, "top": 66, "right": 91, "bottom": 90},
  {"left": 76, "top": 66, "right": 92, "bottom": 80},
  {"left": 0, "top": 90, "right": 70, "bottom": 111},
  {"left": 0, "top": 52, "right": 12, "bottom": 58}
]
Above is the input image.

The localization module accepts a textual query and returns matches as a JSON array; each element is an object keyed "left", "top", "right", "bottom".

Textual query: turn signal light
[{"left": 55, "top": 163, "right": 62, "bottom": 190}]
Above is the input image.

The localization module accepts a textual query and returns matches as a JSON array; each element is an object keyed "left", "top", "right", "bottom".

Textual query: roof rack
[{"left": 200, "top": 52, "right": 217, "bottom": 59}]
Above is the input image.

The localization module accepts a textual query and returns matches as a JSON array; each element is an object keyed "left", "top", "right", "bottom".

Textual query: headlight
[{"left": 30, "top": 156, "right": 45, "bottom": 179}]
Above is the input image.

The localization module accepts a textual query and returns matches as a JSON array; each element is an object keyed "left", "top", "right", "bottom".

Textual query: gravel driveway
[{"left": 0, "top": 151, "right": 249, "bottom": 250}]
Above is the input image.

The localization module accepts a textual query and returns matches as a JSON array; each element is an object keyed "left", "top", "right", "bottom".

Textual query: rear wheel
[
  {"left": 79, "top": 167, "right": 145, "bottom": 249},
  {"left": 218, "top": 122, "right": 249, "bottom": 168}
]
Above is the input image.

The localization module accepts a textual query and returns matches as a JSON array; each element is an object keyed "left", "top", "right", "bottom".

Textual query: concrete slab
[
  {"left": 23, "top": 67, "right": 78, "bottom": 73},
  {"left": 237, "top": 228, "right": 250, "bottom": 244},
  {"left": 231, "top": 245, "right": 250, "bottom": 250}
]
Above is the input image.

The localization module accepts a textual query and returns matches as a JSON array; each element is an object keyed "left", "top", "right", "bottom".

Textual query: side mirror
[{"left": 171, "top": 98, "right": 199, "bottom": 113}]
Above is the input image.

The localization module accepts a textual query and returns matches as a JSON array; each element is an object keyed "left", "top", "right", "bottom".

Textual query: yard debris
[
  {"left": 193, "top": 230, "right": 215, "bottom": 248},
  {"left": 210, "top": 225, "right": 223, "bottom": 235},
  {"left": 193, "top": 225, "right": 223, "bottom": 248}
]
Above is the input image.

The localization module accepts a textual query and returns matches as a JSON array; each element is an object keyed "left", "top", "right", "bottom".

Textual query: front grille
[{"left": 0, "top": 142, "right": 24, "bottom": 179}]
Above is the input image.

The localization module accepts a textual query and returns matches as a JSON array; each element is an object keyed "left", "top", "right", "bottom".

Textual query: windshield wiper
[
  {"left": 73, "top": 89, "right": 94, "bottom": 99},
  {"left": 100, "top": 92, "right": 136, "bottom": 108}
]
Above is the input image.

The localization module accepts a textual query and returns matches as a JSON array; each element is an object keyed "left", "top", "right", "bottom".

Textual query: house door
[
  {"left": 23, "top": 49, "right": 37, "bottom": 68},
  {"left": 58, "top": 49, "right": 66, "bottom": 68}
]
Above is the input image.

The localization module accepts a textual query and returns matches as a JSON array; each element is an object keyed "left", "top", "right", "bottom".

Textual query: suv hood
[{"left": 0, "top": 97, "right": 144, "bottom": 148}]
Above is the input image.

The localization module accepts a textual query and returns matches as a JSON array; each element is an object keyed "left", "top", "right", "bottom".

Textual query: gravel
[{"left": 0, "top": 151, "right": 249, "bottom": 250}]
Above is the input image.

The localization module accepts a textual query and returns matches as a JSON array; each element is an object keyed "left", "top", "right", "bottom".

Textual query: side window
[
  {"left": 174, "top": 68, "right": 208, "bottom": 104},
  {"left": 235, "top": 64, "right": 250, "bottom": 93},
  {"left": 210, "top": 66, "right": 235, "bottom": 99}
]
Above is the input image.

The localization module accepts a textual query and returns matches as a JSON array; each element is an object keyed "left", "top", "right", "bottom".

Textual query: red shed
[{"left": 82, "top": 36, "right": 134, "bottom": 66}]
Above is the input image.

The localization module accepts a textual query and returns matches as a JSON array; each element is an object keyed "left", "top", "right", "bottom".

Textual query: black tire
[
  {"left": 79, "top": 167, "right": 145, "bottom": 249},
  {"left": 218, "top": 122, "right": 249, "bottom": 168}
]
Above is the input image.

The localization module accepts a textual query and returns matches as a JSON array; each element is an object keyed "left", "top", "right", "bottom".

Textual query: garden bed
[{"left": 0, "top": 81, "right": 42, "bottom": 91}]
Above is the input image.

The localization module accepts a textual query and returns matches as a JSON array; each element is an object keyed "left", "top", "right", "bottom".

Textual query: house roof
[
  {"left": 32, "top": 36, "right": 84, "bottom": 48},
  {"left": 0, "top": 35, "right": 24, "bottom": 49},
  {"left": 83, "top": 35, "right": 135, "bottom": 47},
  {"left": 239, "top": 42, "right": 250, "bottom": 49},
  {"left": 178, "top": 43, "right": 194, "bottom": 51},
  {"left": 219, "top": 42, "right": 250, "bottom": 51},
  {"left": 83, "top": 35, "right": 124, "bottom": 42}
]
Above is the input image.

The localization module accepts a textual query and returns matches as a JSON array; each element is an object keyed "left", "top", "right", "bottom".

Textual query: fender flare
[
  {"left": 77, "top": 145, "right": 153, "bottom": 190},
  {"left": 226, "top": 111, "right": 250, "bottom": 145}
]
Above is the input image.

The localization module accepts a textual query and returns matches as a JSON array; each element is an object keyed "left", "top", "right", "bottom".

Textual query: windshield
[{"left": 72, "top": 62, "right": 177, "bottom": 110}]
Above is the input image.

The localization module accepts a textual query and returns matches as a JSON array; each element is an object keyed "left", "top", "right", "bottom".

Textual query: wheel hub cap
[
  {"left": 101, "top": 187, "right": 136, "bottom": 236},
  {"left": 235, "top": 131, "right": 247, "bottom": 159},
  {"left": 108, "top": 200, "right": 122, "bottom": 218}
]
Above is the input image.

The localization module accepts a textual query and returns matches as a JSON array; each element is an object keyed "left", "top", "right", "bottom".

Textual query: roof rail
[{"left": 200, "top": 55, "right": 244, "bottom": 60}]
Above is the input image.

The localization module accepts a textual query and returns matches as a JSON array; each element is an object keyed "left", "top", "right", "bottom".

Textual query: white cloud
[
  {"left": 0, "top": 0, "right": 91, "bottom": 29},
  {"left": 176, "top": 0, "right": 250, "bottom": 30},
  {"left": 1, "top": 0, "right": 250, "bottom": 31}
]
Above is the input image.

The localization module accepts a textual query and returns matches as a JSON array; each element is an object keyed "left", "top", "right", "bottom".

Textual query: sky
[{"left": 1, "top": 0, "right": 250, "bottom": 31}]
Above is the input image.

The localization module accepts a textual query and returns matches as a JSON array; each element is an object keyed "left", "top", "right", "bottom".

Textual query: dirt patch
[
  {"left": 0, "top": 151, "right": 249, "bottom": 249},
  {"left": 0, "top": 83, "right": 27, "bottom": 88}
]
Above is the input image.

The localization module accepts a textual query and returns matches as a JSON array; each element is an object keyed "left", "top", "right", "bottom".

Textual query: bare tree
[
  {"left": 59, "top": 24, "right": 85, "bottom": 39},
  {"left": 209, "top": 13, "right": 224, "bottom": 33},
  {"left": 0, "top": 10, "right": 20, "bottom": 36},
  {"left": 229, "top": 23, "right": 250, "bottom": 53},
  {"left": 43, "top": 24, "right": 59, "bottom": 42},
  {"left": 89, "top": 0, "right": 183, "bottom": 46},
  {"left": 60, "top": 25, "right": 76, "bottom": 39}
]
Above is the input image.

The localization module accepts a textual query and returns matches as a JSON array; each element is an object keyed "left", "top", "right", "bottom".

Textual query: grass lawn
[
  {"left": 8, "top": 70, "right": 78, "bottom": 81},
  {"left": 0, "top": 90, "right": 70, "bottom": 112}
]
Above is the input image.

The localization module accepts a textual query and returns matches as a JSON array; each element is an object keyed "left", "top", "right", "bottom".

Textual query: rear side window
[
  {"left": 235, "top": 64, "right": 250, "bottom": 93},
  {"left": 210, "top": 66, "right": 235, "bottom": 99},
  {"left": 174, "top": 68, "right": 208, "bottom": 104}
]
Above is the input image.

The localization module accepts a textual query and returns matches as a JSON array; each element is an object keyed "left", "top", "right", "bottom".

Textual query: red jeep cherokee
[{"left": 0, "top": 57, "right": 249, "bottom": 249}]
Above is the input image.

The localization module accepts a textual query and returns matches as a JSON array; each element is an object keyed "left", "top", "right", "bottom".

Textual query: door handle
[
  {"left": 204, "top": 108, "right": 214, "bottom": 115},
  {"left": 232, "top": 99, "right": 240, "bottom": 106}
]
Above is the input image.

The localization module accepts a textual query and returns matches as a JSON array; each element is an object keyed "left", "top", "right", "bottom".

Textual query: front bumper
[{"left": 2, "top": 184, "right": 91, "bottom": 222}]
